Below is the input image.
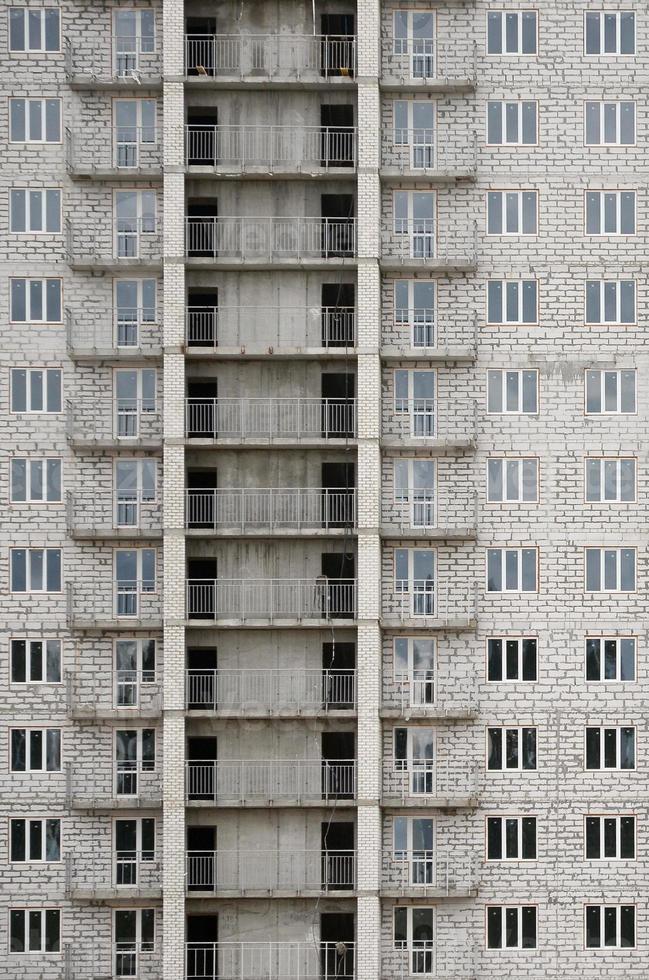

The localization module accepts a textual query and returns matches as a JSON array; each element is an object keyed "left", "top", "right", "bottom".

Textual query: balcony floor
[
  {"left": 380, "top": 616, "right": 477, "bottom": 631},
  {"left": 379, "top": 76, "right": 476, "bottom": 94},
  {"left": 185, "top": 617, "right": 358, "bottom": 629},
  {"left": 68, "top": 885, "right": 162, "bottom": 902},
  {"left": 380, "top": 884, "right": 478, "bottom": 899},
  {"left": 184, "top": 438, "right": 358, "bottom": 450},
  {"left": 186, "top": 708, "right": 357, "bottom": 720},
  {"left": 186, "top": 886, "right": 357, "bottom": 899},
  {"left": 380, "top": 346, "right": 476, "bottom": 364},
  {"left": 185, "top": 527, "right": 356, "bottom": 539},
  {"left": 69, "top": 706, "right": 163, "bottom": 721},
  {"left": 68, "top": 618, "right": 164, "bottom": 633},
  {"left": 182, "top": 75, "right": 357, "bottom": 92},
  {"left": 380, "top": 437, "right": 475, "bottom": 453},
  {"left": 67, "top": 166, "right": 162, "bottom": 181},
  {"left": 69, "top": 795, "right": 162, "bottom": 811},
  {"left": 186, "top": 797, "right": 357, "bottom": 809},
  {"left": 67, "top": 75, "right": 163, "bottom": 91},
  {"left": 69, "top": 527, "right": 163, "bottom": 541},
  {"left": 68, "top": 347, "right": 163, "bottom": 364},
  {"left": 68, "top": 258, "right": 163, "bottom": 274},
  {"left": 379, "top": 706, "right": 477, "bottom": 721},
  {"left": 380, "top": 167, "right": 476, "bottom": 184},
  {"left": 379, "top": 525, "right": 476, "bottom": 541},
  {"left": 186, "top": 166, "right": 356, "bottom": 181},
  {"left": 185, "top": 257, "right": 357, "bottom": 272},
  {"left": 185, "top": 346, "right": 357, "bottom": 361},
  {"left": 381, "top": 793, "right": 478, "bottom": 809}
]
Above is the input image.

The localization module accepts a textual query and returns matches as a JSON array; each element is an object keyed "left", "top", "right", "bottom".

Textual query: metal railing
[
  {"left": 186, "top": 125, "right": 356, "bottom": 170},
  {"left": 386, "top": 311, "right": 478, "bottom": 356},
  {"left": 382, "top": 581, "right": 477, "bottom": 624},
  {"left": 66, "top": 581, "right": 162, "bottom": 628},
  {"left": 187, "top": 849, "right": 355, "bottom": 892},
  {"left": 66, "top": 762, "right": 162, "bottom": 808},
  {"left": 186, "top": 305, "right": 356, "bottom": 350},
  {"left": 65, "top": 125, "right": 161, "bottom": 172},
  {"left": 383, "top": 852, "right": 477, "bottom": 895},
  {"left": 66, "top": 669, "right": 161, "bottom": 715},
  {"left": 186, "top": 759, "right": 356, "bottom": 804},
  {"left": 65, "top": 849, "right": 160, "bottom": 894},
  {"left": 66, "top": 217, "right": 162, "bottom": 265},
  {"left": 186, "top": 578, "right": 356, "bottom": 622},
  {"left": 65, "top": 307, "right": 161, "bottom": 355},
  {"left": 186, "top": 488, "right": 356, "bottom": 531},
  {"left": 186, "top": 668, "right": 356, "bottom": 712},
  {"left": 185, "top": 398, "right": 356, "bottom": 440},
  {"left": 385, "top": 489, "right": 478, "bottom": 535},
  {"left": 185, "top": 217, "right": 356, "bottom": 260},
  {"left": 66, "top": 491, "right": 162, "bottom": 535},
  {"left": 64, "top": 36, "right": 162, "bottom": 83},
  {"left": 382, "top": 130, "right": 477, "bottom": 175},
  {"left": 184, "top": 33, "right": 356, "bottom": 79},
  {"left": 381, "top": 223, "right": 477, "bottom": 266},
  {"left": 382, "top": 760, "right": 478, "bottom": 803},
  {"left": 382, "top": 40, "right": 477, "bottom": 84},
  {"left": 66, "top": 398, "right": 162, "bottom": 444}
]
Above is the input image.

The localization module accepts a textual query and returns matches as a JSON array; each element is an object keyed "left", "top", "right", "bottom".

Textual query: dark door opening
[
  {"left": 320, "top": 15, "right": 355, "bottom": 77},
  {"left": 186, "top": 646, "right": 217, "bottom": 709},
  {"left": 187, "top": 288, "right": 219, "bottom": 348},
  {"left": 321, "top": 283, "right": 355, "bottom": 347},
  {"left": 321, "top": 552, "right": 355, "bottom": 619},
  {"left": 320, "top": 912, "right": 355, "bottom": 979},
  {"left": 187, "top": 736, "right": 217, "bottom": 802},
  {"left": 321, "top": 821, "right": 355, "bottom": 891},
  {"left": 320, "top": 105, "right": 355, "bottom": 167},
  {"left": 186, "top": 914, "right": 218, "bottom": 979},
  {"left": 187, "top": 557, "right": 217, "bottom": 619},
  {"left": 185, "top": 18, "right": 217, "bottom": 76},
  {"left": 187, "top": 198, "right": 218, "bottom": 257},
  {"left": 321, "top": 373, "right": 355, "bottom": 438},
  {"left": 187, "top": 826, "right": 216, "bottom": 891},
  {"left": 321, "top": 462, "right": 355, "bottom": 527},
  {"left": 321, "top": 194, "right": 354, "bottom": 258},
  {"left": 187, "top": 468, "right": 218, "bottom": 529},
  {"left": 322, "top": 731, "right": 355, "bottom": 799},
  {"left": 322, "top": 641, "right": 356, "bottom": 709},
  {"left": 187, "top": 108, "right": 219, "bottom": 166},
  {"left": 187, "top": 379, "right": 218, "bottom": 438}
]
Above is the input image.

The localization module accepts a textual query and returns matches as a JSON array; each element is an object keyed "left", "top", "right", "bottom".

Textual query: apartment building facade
[{"left": 2, "top": 1, "right": 647, "bottom": 978}]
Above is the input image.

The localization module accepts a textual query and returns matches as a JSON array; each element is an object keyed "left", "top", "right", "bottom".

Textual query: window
[
  {"left": 10, "top": 548, "right": 61, "bottom": 593},
  {"left": 486, "top": 816, "right": 536, "bottom": 860},
  {"left": 9, "top": 98, "right": 61, "bottom": 142},
  {"left": 114, "top": 279, "right": 157, "bottom": 347},
  {"left": 114, "top": 100, "right": 157, "bottom": 168},
  {"left": 392, "top": 10, "right": 435, "bottom": 79},
  {"left": 394, "top": 370, "right": 436, "bottom": 437},
  {"left": 487, "top": 727, "right": 537, "bottom": 771},
  {"left": 10, "top": 368, "right": 62, "bottom": 412},
  {"left": 486, "top": 906, "right": 536, "bottom": 949},
  {"left": 115, "top": 459, "right": 157, "bottom": 526},
  {"left": 393, "top": 191, "right": 435, "bottom": 259},
  {"left": 585, "top": 369, "right": 636, "bottom": 415},
  {"left": 486, "top": 11, "right": 537, "bottom": 55},
  {"left": 10, "top": 189, "right": 61, "bottom": 234},
  {"left": 115, "top": 190, "right": 156, "bottom": 257},
  {"left": 114, "top": 908, "right": 155, "bottom": 976},
  {"left": 395, "top": 548, "right": 435, "bottom": 617},
  {"left": 585, "top": 726, "right": 635, "bottom": 770},
  {"left": 487, "top": 370, "right": 538, "bottom": 414},
  {"left": 394, "top": 817, "right": 434, "bottom": 884},
  {"left": 394, "top": 280, "right": 435, "bottom": 348},
  {"left": 487, "top": 637, "right": 537, "bottom": 682},
  {"left": 393, "top": 101, "right": 435, "bottom": 169},
  {"left": 114, "top": 9, "right": 156, "bottom": 75},
  {"left": 394, "top": 637, "right": 435, "bottom": 705},
  {"left": 10, "top": 638, "right": 62, "bottom": 684},
  {"left": 11, "top": 458, "right": 61, "bottom": 502},
  {"left": 9, "top": 7, "right": 60, "bottom": 51},
  {"left": 487, "top": 280, "right": 537, "bottom": 324},
  {"left": 486, "top": 458, "right": 538, "bottom": 503},
  {"left": 9, "top": 909, "right": 60, "bottom": 953},
  {"left": 115, "top": 728, "right": 155, "bottom": 795},
  {"left": 487, "top": 101, "right": 537, "bottom": 145},
  {"left": 10, "top": 818, "right": 61, "bottom": 862},
  {"left": 114, "top": 368, "right": 156, "bottom": 437},
  {"left": 585, "top": 547, "right": 635, "bottom": 592},
  {"left": 486, "top": 548, "right": 538, "bottom": 593},
  {"left": 10, "top": 728, "right": 61, "bottom": 772},
  {"left": 585, "top": 905, "right": 635, "bottom": 949},
  {"left": 394, "top": 459, "right": 436, "bottom": 528},
  {"left": 586, "top": 637, "right": 635, "bottom": 682},
  {"left": 115, "top": 548, "right": 156, "bottom": 616},
  {"left": 114, "top": 817, "right": 155, "bottom": 884},
  {"left": 585, "top": 101, "right": 635, "bottom": 145},
  {"left": 585, "top": 815, "right": 635, "bottom": 860},
  {"left": 586, "top": 280, "right": 635, "bottom": 324},
  {"left": 394, "top": 727, "right": 435, "bottom": 794},
  {"left": 585, "top": 458, "right": 635, "bottom": 503},
  {"left": 486, "top": 191, "right": 537, "bottom": 235},
  {"left": 114, "top": 638, "right": 156, "bottom": 706},
  {"left": 585, "top": 191, "right": 635, "bottom": 235},
  {"left": 584, "top": 12, "right": 635, "bottom": 56},
  {"left": 393, "top": 906, "right": 434, "bottom": 974},
  {"left": 10, "top": 278, "right": 61, "bottom": 323}
]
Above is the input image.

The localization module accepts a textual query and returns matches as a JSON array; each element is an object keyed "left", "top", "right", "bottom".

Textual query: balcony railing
[
  {"left": 65, "top": 849, "right": 160, "bottom": 896},
  {"left": 185, "top": 217, "right": 356, "bottom": 260},
  {"left": 186, "top": 759, "right": 356, "bottom": 804},
  {"left": 382, "top": 40, "right": 477, "bottom": 86},
  {"left": 65, "top": 307, "right": 161, "bottom": 357},
  {"left": 67, "top": 491, "right": 162, "bottom": 536},
  {"left": 383, "top": 490, "right": 478, "bottom": 535},
  {"left": 382, "top": 760, "right": 478, "bottom": 804},
  {"left": 186, "top": 578, "right": 356, "bottom": 622},
  {"left": 382, "top": 582, "right": 477, "bottom": 625},
  {"left": 187, "top": 849, "right": 355, "bottom": 893},
  {"left": 184, "top": 33, "right": 356, "bottom": 80},
  {"left": 64, "top": 36, "right": 162, "bottom": 85},
  {"left": 382, "top": 852, "right": 477, "bottom": 895},
  {"left": 382, "top": 398, "right": 477, "bottom": 446},
  {"left": 186, "top": 305, "right": 355, "bottom": 351},
  {"left": 185, "top": 398, "right": 356, "bottom": 440},
  {"left": 66, "top": 217, "right": 162, "bottom": 266},
  {"left": 382, "top": 131, "right": 477, "bottom": 176},
  {"left": 66, "top": 762, "right": 162, "bottom": 808},
  {"left": 66, "top": 581, "right": 162, "bottom": 628},
  {"left": 186, "top": 668, "right": 356, "bottom": 713},
  {"left": 186, "top": 488, "right": 356, "bottom": 532},
  {"left": 381, "top": 223, "right": 477, "bottom": 268},
  {"left": 382, "top": 674, "right": 477, "bottom": 718},
  {"left": 66, "top": 399, "right": 162, "bottom": 446},
  {"left": 186, "top": 125, "right": 356, "bottom": 170},
  {"left": 384, "top": 310, "right": 478, "bottom": 355},
  {"left": 66, "top": 126, "right": 161, "bottom": 173},
  {"left": 66, "top": 669, "right": 161, "bottom": 717}
]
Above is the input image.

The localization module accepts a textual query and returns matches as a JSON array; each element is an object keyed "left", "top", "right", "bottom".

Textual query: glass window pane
[
  {"left": 487, "top": 550, "right": 502, "bottom": 591},
  {"left": 522, "top": 639, "right": 537, "bottom": 680},
  {"left": 11, "top": 640, "right": 27, "bottom": 683},
  {"left": 487, "top": 13, "right": 501, "bottom": 54},
  {"left": 46, "top": 190, "right": 61, "bottom": 233},
  {"left": 46, "top": 729, "right": 61, "bottom": 770},
  {"left": 46, "top": 640, "right": 62, "bottom": 683},
  {"left": 487, "top": 459, "right": 502, "bottom": 501},
  {"left": 488, "top": 281, "right": 502, "bottom": 323},
  {"left": 47, "top": 459, "right": 62, "bottom": 501},
  {"left": 487, "top": 907, "right": 501, "bottom": 948},
  {"left": 585, "top": 282, "right": 600, "bottom": 323},
  {"left": 522, "top": 372, "right": 537, "bottom": 413},
  {"left": 46, "top": 370, "right": 61, "bottom": 412},
  {"left": 46, "top": 549, "right": 61, "bottom": 591},
  {"left": 585, "top": 103, "right": 599, "bottom": 144},
  {"left": 487, "top": 371, "right": 502, "bottom": 413},
  {"left": 9, "top": 9, "right": 25, "bottom": 50},
  {"left": 487, "top": 193, "right": 502, "bottom": 234},
  {"left": 620, "top": 14, "right": 635, "bottom": 54},
  {"left": 45, "top": 910, "right": 60, "bottom": 952},
  {"left": 45, "top": 99, "right": 60, "bottom": 141},
  {"left": 521, "top": 102, "right": 536, "bottom": 143},
  {"left": 620, "top": 103, "right": 635, "bottom": 144},
  {"left": 487, "top": 102, "right": 502, "bottom": 143},
  {"left": 505, "top": 102, "right": 518, "bottom": 142},
  {"left": 45, "top": 9, "right": 60, "bottom": 50},
  {"left": 11, "top": 550, "right": 27, "bottom": 592},
  {"left": 521, "top": 12, "right": 536, "bottom": 53},
  {"left": 620, "top": 372, "right": 635, "bottom": 412},
  {"left": 11, "top": 459, "right": 27, "bottom": 501},
  {"left": 620, "top": 639, "right": 635, "bottom": 681},
  {"left": 487, "top": 728, "right": 502, "bottom": 769},
  {"left": 487, "top": 639, "right": 502, "bottom": 680},
  {"left": 46, "top": 819, "right": 61, "bottom": 860},
  {"left": 521, "top": 192, "right": 536, "bottom": 234},
  {"left": 11, "top": 190, "right": 26, "bottom": 233},
  {"left": 522, "top": 281, "right": 537, "bottom": 322},
  {"left": 10, "top": 99, "right": 26, "bottom": 141}
]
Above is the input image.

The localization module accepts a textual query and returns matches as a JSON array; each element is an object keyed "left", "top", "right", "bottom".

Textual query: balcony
[
  {"left": 66, "top": 670, "right": 162, "bottom": 721},
  {"left": 185, "top": 217, "right": 356, "bottom": 267},
  {"left": 185, "top": 125, "right": 356, "bottom": 175},
  {"left": 66, "top": 126, "right": 162, "bottom": 178},
  {"left": 381, "top": 673, "right": 477, "bottom": 721},
  {"left": 382, "top": 760, "right": 478, "bottom": 808},
  {"left": 186, "top": 668, "right": 356, "bottom": 715},
  {"left": 381, "top": 852, "right": 478, "bottom": 898},
  {"left": 185, "top": 398, "right": 356, "bottom": 444},
  {"left": 185, "top": 488, "right": 356, "bottom": 536},
  {"left": 381, "top": 223, "right": 477, "bottom": 272},
  {"left": 186, "top": 578, "right": 356, "bottom": 625},
  {"left": 65, "top": 37, "right": 163, "bottom": 89},
  {"left": 381, "top": 131, "right": 477, "bottom": 181},
  {"left": 186, "top": 305, "right": 356, "bottom": 356},
  {"left": 65, "top": 943, "right": 161, "bottom": 980},
  {"left": 65, "top": 850, "right": 161, "bottom": 900},
  {"left": 380, "top": 40, "right": 477, "bottom": 92},
  {"left": 381, "top": 399, "right": 477, "bottom": 451},
  {"left": 66, "top": 399, "right": 162, "bottom": 450},
  {"left": 185, "top": 759, "right": 356, "bottom": 806},
  {"left": 187, "top": 943, "right": 354, "bottom": 980},
  {"left": 381, "top": 490, "right": 477, "bottom": 540},
  {"left": 381, "top": 311, "right": 477, "bottom": 362},
  {"left": 186, "top": 848, "right": 355, "bottom": 895},
  {"left": 382, "top": 945, "right": 475, "bottom": 980},
  {"left": 184, "top": 33, "right": 356, "bottom": 85},
  {"left": 66, "top": 762, "right": 162, "bottom": 810},
  {"left": 66, "top": 581, "right": 162, "bottom": 631},
  {"left": 381, "top": 582, "right": 477, "bottom": 629},
  {"left": 67, "top": 492, "right": 162, "bottom": 540},
  {"left": 66, "top": 217, "right": 162, "bottom": 271},
  {"left": 66, "top": 308, "right": 162, "bottom": 361}
]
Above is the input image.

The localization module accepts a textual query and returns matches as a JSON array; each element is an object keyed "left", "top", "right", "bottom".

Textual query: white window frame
[
  {"left": 113, "top": 8, "right": 157, "bottom": 76},
  {"left": 10, "top": 278, "right": 62, "bottom": 323},
  {"left": 393, "top": 190, "right": 436, "bottom": 259},
  {"left": 584, "top": 815, "right": 636, "bottom": 861},
  {"left": 8, "top": 7, "right": 61, "bottom": 52},
  {"left": 113, "top": 278, "right": 158, "bottom": 348},
  {"left": 113, "top": 367, "right": 157, "bottom": 438},
  {"left": 584, "top": 11, "right": 635, "bottom": 56},
  {"left": 9, "top": 908, "right": 61, "bottom": 953},
  {"left": 486, "top": 547, "right": 538, "bottom": 593},
  {"left": 486, "top": 726, "right": 537, "bottom": 772},
  {"left": 585, "top": 279, "right": 635, "bottom": 325},
  {"left": 10, "top": 458, "right": 62, "bottom": 503},
  {"left": 10, "top": 638, "right": 62, "bottom": 685},
  {"left": 584, "top": 904, "right": 636, "bottom": 950},
  {"left": 393, "top": 458, "right": 436, "bottom": 528},
  {"left": 486, "top": 10, "right": 538, "bottom": 56},
  {"left": 585, "top": 636, "right": 636, "bottom": 683},
  {"left": 9, "top": 188, "right": 61, "bottom": 235},
  {"left": 486, "top": 905, "right": 537, "bottom": 949},
  {"left": 114, "top": 728, "right": 156, "bottom": 796},
  {"left": 393, "top": 279, "right": 436, "bottom": 349},
  {"left": 486, "top": 190, "right": 538, "bottom": 236},
  {"left": 584, "top": 457, "right": 636, "bottom": 503},
  {"left": 392, "top": 10, "right": 436, "bottom": 79},
  {"left": 393, "top": 636, "right": 436, "bottom": 705},
  {"left": 114, "top": 638, "right": 157, "bottom": 707},
  {"left": 486, "top": 636, "right": 538, "bottom": 683},
  {"left": 486, "top": 279, "right": 538, "bottom": 325},
  {"left": 584, "top": 547, "right": 636, "bottom": 593},
  {"left": 10, "top": 548, "right": 62, "bottom": 593},
  {"left": 113, "top": 907, "right": 156, "bottom": 977},
  {"left": 114, "top": 189, "right": 157, "bottom": 258},
  {"left": 584, "top": 101, "right": 636, "bottom": 146},
  {"left": 9, "top": 97, "right": 61, "bottom": 143},
  {"left": 113, "top": 98, "right": 158, "bottom": 168},
  {"left": 114, "top": 458, "right": 158, "bottom": 527},
  {"left": 585, "top": 726, "right": 636, "bottom": 771},
  {"left": 9, "top": 727, "right": 62, "bottom": 772},
  {"left": 487, "top": 369, "right": 539, "bottom": 415},
  {"left": 114, "top": 548, "right": 157, "bottom": 618},
  {"left": 584, "top": 190, "right": 636, "bottom": 236},
  {"left": 393, "top": 100, "right": 435, "bottom": 169},
  {"left": 9, "top": 817, "right": 62, "bottom": 863},
  {"left": 486, "top": 458, "right": 539, "bottom": 503},
  {"left": 584, "top": 369, "right": 636, "bottom": 415},
  {"left": 486, "top": 100, "right": 538, "bottom": 146},
  {"left": 393, "top": 816, "right": 435, "bottom": 886},
  {"left": 485, "top": 815, "right": 537, "bottom": 861},
  {"left": 394, "top": 548, "right": 436, "bottom": 617},
  {"left": 10, "top": 368, "right": 62, "bottom": 413},
  {"left": 394, "top": 369, "right": 436, "bottom": 438},
  {"left": 113, "top": 816, "right": 156, "bottom": 885}
]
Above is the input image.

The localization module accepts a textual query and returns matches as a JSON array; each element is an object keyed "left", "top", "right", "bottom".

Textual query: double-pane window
[
  {"left": 10, "top": 728, "right": 61, "bottom": 771},
  {"left": 486, "top": 816, "right": 536, "bottom": 860},
  {"left": 487, "top": 370, "right": 538, "bottom": 414},
  {"left": 11, "top": 458, "right": 61, "bottom": 502},
  {"left": 10, "top": 638, "right": 62, "bottom": 683},
  {"left": 393, "top": 11, "right": 435, "bottom": 78},
  {"left": 10, "top": 818, "right": 61, "bottom": 862},
  {"left": 114, "top": 99, "right": 157, "bottom": 167},
  {"left": 395, "top": 548, "right": 435, "bottom": 617},
  {"left": 486, "top": 548, "right": 538, "bottom": 592},
  {"left": 586, "top": 637, "right": 635, "bottom": 682},
  {"left": 585, "top": 726, "right": 635, "bottom": 770},
  {"left": 487, "top": 191, "right": 537, "bottom": 235},
  {"left": 9, "top": 98, "right": 60, "bottom": 142},
  {"left": 11, "top": 368, "right": 61, "bottom": 412},
  {"left": 10, "top": 909, "right": 60, "bottom": 953},
  {"left": 394, "top": 101, "right": 435, "bottom": 169},
  {"left": 585, "top": 548, "right": 635, "bottom": 592},
  {"left": 487, "top": 727, "right": 537, "bottom": 771},
  {"left": 487, "top": 101, "right": 537, "bottom": 145},
  {"left": 487, "top": 637, "right": 537, "bottom": 682},
  {"left": 10, "top": 279, "right": 61, "bottom": 323},
  {"left": 10, "top": 548, "right": 61, "bottom": 592},
  {"left": 9, "top": 8, "right": 60, "bottom": 51},
  {"left": 585, "top": 102, "right": 635, "bottom": 145},
  {"left": 486, "top": 11, "right": 537, "bottom": 54},
  {"left": 586, "top": 280, "right": 635, "bottom": 324},
  {"left": 10, "top": 189, "right": 60, "bottom": 233},
  {"left": 394, "top": 280, "right": 435, "bottom": 348}
]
